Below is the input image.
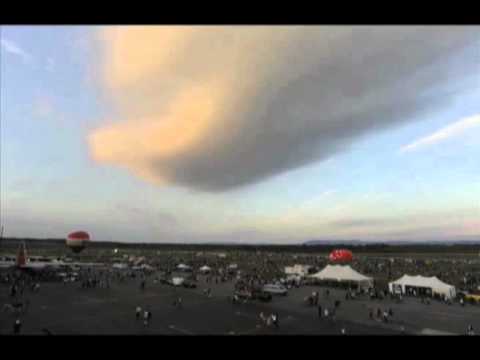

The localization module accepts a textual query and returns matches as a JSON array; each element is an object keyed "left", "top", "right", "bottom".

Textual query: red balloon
[{"left": 329, "top": 249, "right": 353, "bottom": 262}]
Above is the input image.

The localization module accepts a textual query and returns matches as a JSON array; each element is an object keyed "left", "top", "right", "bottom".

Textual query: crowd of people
[{"left": 1, "top": 248, "right": 479, "bottom": 335}]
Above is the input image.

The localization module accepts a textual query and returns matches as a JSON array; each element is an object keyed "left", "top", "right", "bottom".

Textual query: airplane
[
  {"left": 0, "top": 241, "right": 105, "bottom": 273},
  {"left": 0, "top": 242, "right": 66, "bottom": 273}
]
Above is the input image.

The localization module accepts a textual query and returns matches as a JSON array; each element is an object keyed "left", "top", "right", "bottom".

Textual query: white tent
[
  {"left": 388, "top": 275, "right": 456, "bottom": 300},
  {"left": 309, "top": 265, "right": 373, "bottom": 289},
  {"left": 199, "top": 265, "right": 212, "bottom": 273},
  {"left": 176, "top": 263, "right": 192, "bottom": 271},
  {"left": 172, "top": 277, "right": 185, "bottom": 286}
]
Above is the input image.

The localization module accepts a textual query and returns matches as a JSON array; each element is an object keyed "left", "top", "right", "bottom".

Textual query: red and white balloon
[{"left": 66, "top": 231, "right": 90, "bottom": 253}]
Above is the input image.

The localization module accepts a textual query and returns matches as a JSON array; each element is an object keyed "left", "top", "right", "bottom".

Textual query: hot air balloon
[
  {"left": 66, "top": 231, "right": 90, "bottom": 253},
  {"left": 329, "top": 249, "right": 353, "bottom": 263}
]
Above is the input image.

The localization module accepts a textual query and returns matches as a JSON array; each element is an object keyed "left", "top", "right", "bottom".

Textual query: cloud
[
  {"left": 329, "top": 218, "right": 396, "bottom": 228},
  {"left": 88, "top": 26, "right": 480, "bottom": 192},
  {"left": 112, "top": 202, "right": 178, "bottom": 230},
  {"left": 400, "top": 114, "right": 480, "bottom": 153},
  {"left": 1, "top": 38, "right": 32, "bottom": 64},
  {"left": 325, "top": 208, "right": 480, "bottom": 240}
]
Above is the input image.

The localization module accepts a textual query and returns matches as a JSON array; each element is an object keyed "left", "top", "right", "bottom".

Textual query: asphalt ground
[{"left": 2, "top": 274, "right": 478, "bottom": 335}]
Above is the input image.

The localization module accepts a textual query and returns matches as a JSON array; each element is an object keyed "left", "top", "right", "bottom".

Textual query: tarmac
[{"left": 1, "top": 274, "right": 478, "bottom": 335}]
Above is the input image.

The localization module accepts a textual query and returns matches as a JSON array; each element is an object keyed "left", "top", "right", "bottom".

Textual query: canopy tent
[
  {"left": 309, "top": 265, "right": 373, "bottom": 289},
  {"left": 388, "top": 275, "right": 456, "bottom": 300},
  {"left": 176, "top": 263, "right": 192, "bottom": 272},
  {"left": 172, "top": 277, "right": 185, "bottom": 286},
  {"left": 199, "top": 265, "right": 212, "bottom": 273}
]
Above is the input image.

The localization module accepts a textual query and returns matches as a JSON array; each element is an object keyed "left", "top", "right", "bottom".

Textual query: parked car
[{"left": 262, "top": 284, "right": 288, "bottom": 296}]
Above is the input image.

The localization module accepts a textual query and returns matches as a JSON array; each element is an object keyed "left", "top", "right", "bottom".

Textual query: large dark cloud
[{"left": 89, "top": 26, "right": 480, "bottom": 192}]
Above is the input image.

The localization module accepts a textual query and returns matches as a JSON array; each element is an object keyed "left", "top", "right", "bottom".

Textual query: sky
[{"left": 1, "top": 25, "right": 479, "bottom": 244}]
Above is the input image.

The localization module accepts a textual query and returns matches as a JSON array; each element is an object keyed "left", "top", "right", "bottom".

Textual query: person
[
  {"left": 318, "top": 305, "right": 322, "bottom": 318},
  {"left": 330, "top": 306, "right": 337, "bottom": 322},
  {"left": 388, "top": 308, "right": 393, "bottom": 317},
  {"left": 467, "top": 324, "right": 474, "bottom": 336},
  {"left": 369, "top": 309, "right": 374, "bottom": 320},
  {"left": 324, "top": 308, "right": 329, "bottom": 318},
  {"left": 143, "top": 310, "right": 149, "bottom": 327},
  {"left": 10, "top": 284, "right": 16, "bottom": 297},
  {"left": 259, "top": 312, "right": 266, "bottom": 326},
  {"left": 266, "top": 315, "right": 272, "bottom": 327},
  {"left": 341, "top": 328, "right": 346, "bottom": 335},
  {"left": 460, "top": 297, "right": 464, "bottom": 307},
  {"left": 13, "top": 319, "right": 21, "bottom": 335},
  {"left": 272, "top": 313, "right": 279, "bottom": 328},
  {"left": 136, "top": 306, "right": 142, "bottom": 320},
  {"left": 383, "top": 310, "right": 389, "bottom": 323}
]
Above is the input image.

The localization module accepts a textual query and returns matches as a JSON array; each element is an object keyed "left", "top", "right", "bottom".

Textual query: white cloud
[
  {"left": 1, "top": 38, "right": 32, "bottom": 64},
  {"left": 400, "top": 114, "right": 480, "bottom": 153}
]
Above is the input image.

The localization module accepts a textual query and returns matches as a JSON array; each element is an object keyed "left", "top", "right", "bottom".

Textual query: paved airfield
[{"left": 1, "top": 275, "right": 478, "bottom": 335}]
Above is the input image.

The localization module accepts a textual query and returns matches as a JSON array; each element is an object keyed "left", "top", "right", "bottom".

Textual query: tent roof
[
  {"left": 390, "top": 274, "right": 454, "bottom": 290},
  {"left": 309, "top": 265, "right": 372, "bottom": 282},
  {"left": 177, "top": 263, "right": 191, "bottom": 268}
]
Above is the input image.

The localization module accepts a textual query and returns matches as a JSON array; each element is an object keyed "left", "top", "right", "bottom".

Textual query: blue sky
[{"left": 1, "top": 26, "right": 479, "bottom": 243}]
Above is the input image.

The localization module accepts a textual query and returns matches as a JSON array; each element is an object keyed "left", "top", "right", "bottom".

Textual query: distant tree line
[{"left": 1, "top": 237, "right": 480, "bottom": 254}]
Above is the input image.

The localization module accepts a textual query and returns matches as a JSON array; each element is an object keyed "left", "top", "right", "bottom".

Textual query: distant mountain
[
  {"left": 303, "top": 239, "right": 480, "bottom": 246},
  {"left": 303, "top": 240, "right": 371, "bottom": 246}
]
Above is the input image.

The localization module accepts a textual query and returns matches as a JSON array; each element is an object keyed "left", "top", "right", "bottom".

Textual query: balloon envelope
[
  {"left": 66, "top": 231, "right": 90, "bottom": 253},
  {"left": 329, "top": 249, "right": 353, "bottom": 262}
]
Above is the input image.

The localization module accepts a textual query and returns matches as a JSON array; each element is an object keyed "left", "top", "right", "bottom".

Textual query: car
[
  {"left": 262, "top": 284, "right": 288, "bottom": 296},
  {"left": 465, "top": 293, "right": 480, "bottom": 304}
]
